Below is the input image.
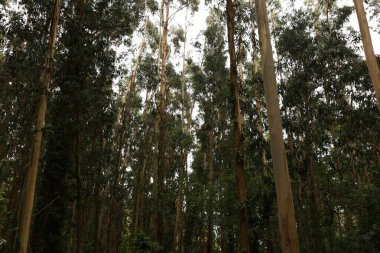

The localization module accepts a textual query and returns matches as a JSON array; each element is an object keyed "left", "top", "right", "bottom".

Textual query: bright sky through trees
[{"left": 177, "top": 0, "right": 380, "bottom": 62}]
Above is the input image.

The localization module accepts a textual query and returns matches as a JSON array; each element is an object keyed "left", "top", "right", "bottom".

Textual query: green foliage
[
  {"left": 131, "top": 233, "right": 162, "bottom": 253},
  {"left": 171, "top": 26, "right": 185, "bottom": 53},
  {"left": 276, "top": 4, "right": 380, "bottom": 253},
  {"left": 179, "top": 0, "right": 199, "bottom": 13},
  {"left": 1, "top": 0, "right": 380, "bottom": 253}
]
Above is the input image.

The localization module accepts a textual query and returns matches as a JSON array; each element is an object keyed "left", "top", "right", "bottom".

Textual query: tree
[
  {"left": 1, "top": 1, "right": 380, "bottom": 252},
  {"left": 354, "top": 0, "right": 380, "bottom": 111},
  {"left": 225, "top": 0, "right": 250, "bottom": 251},
  {"left": 151, "top": 0, "right": 170, "bottom": 248},
  {"left": 276, "top": 6, "right": 380, "bottom": 252},
  {"left": 172, "top": 8, "right": 189, "bottom": 252},
  {"left": 29, "top": 0, "right": 143, "bottom": 252},
  {"left": 18, "top": 1, "right": 61, "bottom": 252},
  {"left": 255, "top": 0, "right": 300, "bottom": 252}
]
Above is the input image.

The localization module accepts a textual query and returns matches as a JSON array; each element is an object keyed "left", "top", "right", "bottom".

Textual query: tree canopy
[{"left": 0, "top": 0, "right": 379, "bottom": 252}]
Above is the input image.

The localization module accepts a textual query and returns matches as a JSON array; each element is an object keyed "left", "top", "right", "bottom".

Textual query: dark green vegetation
[{"left": 0, "top": 0, "right": 379, "bottom": 252}]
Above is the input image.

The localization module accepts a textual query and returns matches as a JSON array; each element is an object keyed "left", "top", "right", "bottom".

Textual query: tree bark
[
  {"left": 308, "top": 150, "right": 326, "bottom": 253},
  {"left": 206, "top": 129, "right": 214, "bottom": 253},
  {"left": 354, "top": 0, "right": 380, "bottom": 111},
  {"left": 74, "top": 136, "right": 83, "bottom": 253},
  {"left": 255, "top": 0, "right": 300, "bottom": 252},
  {"left": 225, "top": 0, "right": 250, "bottom": 252},
  {"left": 249, "top": 0, "right": 267, "bottom": 170},
  {"left": 172, "top": 9, "right": 188, "bottom": 252},
  {"left": 17, "top": 1, "right": 61, "bottom": 252},
  {"left": 132, "top": 91, "right": 153, "bottom": 238},
  {"left": 152, "top": 0, "right": 170, "bottom": 248},
  {"left": 115, "top": 21, "right": 147, "bottom": 175}
]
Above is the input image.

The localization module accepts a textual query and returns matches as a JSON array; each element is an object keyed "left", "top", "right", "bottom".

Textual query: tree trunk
[
  {"left": 308, "top": 150, "right": 326, "bottom": 253},
  {"left": 206, "top": 128, "right": 214, "bottom": 253},
  {"left": 152, "top": 0, "right": 170, "bottom": 248},
  {"left": 115, "top": 20, "right": 147, "bottom": 175},
  {"left": 93, "top": 171, "right": 104, "bottom": 253},
  {"left": 249, "top": 0, "right": 267, "bottom": 171},
  {"left": 225, "top": 0, "right": 250, "bottom": 252},
  {"left": 75, "top": 136, "right": 83, "bottom": 253},
  {"left": 172, "top": 9, "right": 188, "bottom": 251},
  {"left": 17, "top": 1, "right": 61, "bottom": 252},
  {"left": 354, "top": 0, "right": 380, "bottom": 111},
  {"left": 255, "top": 0, "right": 300, "bottom": 252},
  {"left": 132, "top": 91, "right": 153, "bottom": 238}
]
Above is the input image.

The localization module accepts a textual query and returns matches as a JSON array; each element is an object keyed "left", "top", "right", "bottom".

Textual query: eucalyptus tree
[
  {"left": 172, "top": 8, "right": 190, "bottom": 252},
  {"left": 0, "top": 0, "right": 64, "bottom": 251},
  {"left": 276, "top": 5, "right": 380, "bottom": 252},
  {"left": 203, "top": 8, "right": 232, "bottom": 251},
  {"left": 17, "top": 1, "right": 61, "bottom": 252},
  {"left": 28, "top": 0, "right": 143, "bottom": 252},
  {"left": 353, "top": 0, "right": 380, "bottom": 111},
  {"left": 255, "top": 0, "right": 300, "bottom": 252},
  {"left": 225, "top": 0, "right": 250, "bottom": 251},
  {"left": 149, "top": 0, "right": 198, "bottom": 250},
  {"left": 128, "top": 20, "right": 160, "bottom": 241},
  {"left": 2, "top": 0, "right": 380, "bottom": 252},
  {"left": 122, "top": 48, "right": 165, "bottom": 253},
  {"left": 186, "top": 5, "right": 256, "bottom": 251}
]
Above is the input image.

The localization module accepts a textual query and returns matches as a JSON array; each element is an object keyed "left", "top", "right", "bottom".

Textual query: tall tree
[
  {"left": 152, "top": 0, "right": 170, "bottom": 249},
  {"left": 225, "top": 0, "right": 250, "bottom": 251},
  {"left": 2, "top": 1, "right": 380, "bottom": 253},
  {"left": 29, "top": 0, "right": 143, "bottom": 252},
  {"left": 255, "top": 0, "right": 300, "bottom": 252},
  {"left": 172, "top": 8, "right": 189, "bottom": 252},
  {"left": 353, "top": 0, "right": 380, "bottom": 111},
  {"left": 17, "top": 1, "right": 61, "bottom": 252}
]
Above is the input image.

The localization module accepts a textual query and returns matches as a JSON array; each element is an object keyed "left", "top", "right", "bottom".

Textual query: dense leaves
[{"left": 0, "top": 0, "right": 379, "bottom": 252}]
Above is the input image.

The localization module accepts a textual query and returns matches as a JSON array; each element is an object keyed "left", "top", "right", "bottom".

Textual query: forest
[{"left": 0, "top": 0, "right": 380, "bottom": 252}]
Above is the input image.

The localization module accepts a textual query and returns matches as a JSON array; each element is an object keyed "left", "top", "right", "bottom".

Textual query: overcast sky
[{"left": 180, "top": 0, "right": 380, "bottom": 58}]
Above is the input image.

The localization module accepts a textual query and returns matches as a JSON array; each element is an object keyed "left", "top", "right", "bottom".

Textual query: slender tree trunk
[
  {"left": 249, "top": 0, "right": 267, "bottom": 170},
  {"left": 107, "top": 18, "right": 148, "bottom": 253},
  {"left": 250, "top": 0, "right": 269, "bottom": 179},
  {"left": 172, "top": 9, "right": 188, "bottom": 252},
  {"left": 152, "top": 0, "right": 170, "bottom": 248},
  {"left": 354, "top": 0, "right": 380, "bottom": 111},
  {"left": 157, "top": 0, "right": 165, "bottom": 74},
  {"left": 74, "top": 136, "right": 83, "bottom": 253},
  {"left": 307, "top": 149, "right": 326, "bottom": 253},
  {"left": 225, "top": 0, "right": 250, "bottom": 251},
  {"left": 17, "top": 1, "right": 61, "bottom": 252},
  {"left": 206, "top": 129, "right": 214, "bottom": 253},
  {"left": 132, "top": 91, "right": 153, "bottom": 238},
  {"left": 201, "top": 154, "right": 207, "bottom": 253},
  {"left": 115, "top": 20, "right": 147, "bottom": 175},
  {"left": 66, "top": 201, "right": 76, "bottom": 252},
  {"left": 93, "top": 169, "right": 103, "bottom": 253},
  {"left": 255, "top": 0, "right": 300, "bottom": 252},
  {"left": 117, "top": 24, "right": 148, "bottom": 241}
]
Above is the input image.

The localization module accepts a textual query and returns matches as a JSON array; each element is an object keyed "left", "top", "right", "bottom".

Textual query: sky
[
  {"left": 178, "top": 0, "right": 380, "bottom": 60},
  {"left": 122, "top": 0, "right": 380, "bottom": 78}
]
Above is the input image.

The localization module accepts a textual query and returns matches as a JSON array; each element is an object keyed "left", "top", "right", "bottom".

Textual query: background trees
[{"left": 0, "top": 0, "right": 379, "bottom": 252}]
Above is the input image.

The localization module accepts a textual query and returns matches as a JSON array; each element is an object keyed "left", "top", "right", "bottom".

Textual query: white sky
[
  {"left": 122, "top": 0, "right": 380, "bottom": 76},
  {"left": 173, "top": 0, "right": 380, "bottom": 60}
]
